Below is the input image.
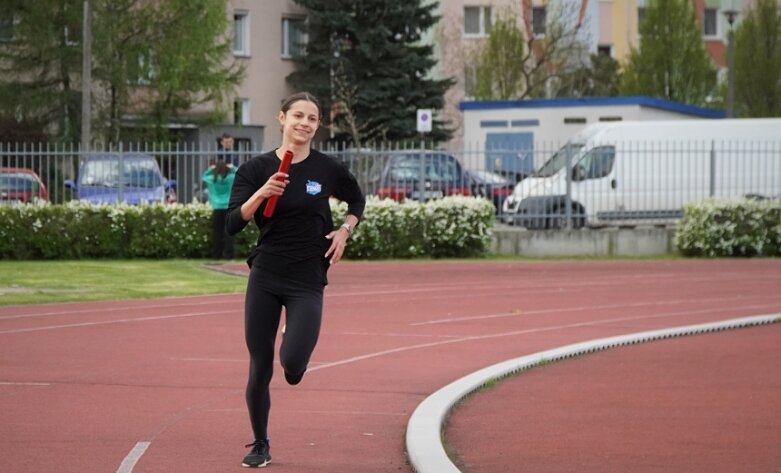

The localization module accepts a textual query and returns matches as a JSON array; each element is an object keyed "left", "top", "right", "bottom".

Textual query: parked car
[
  {"left": 374, "top": 151, "right": 472, "bottom": 201},
  {"left": 64, "top": 154, "right": 176, "bottom": 205},
  {"left": 466, "top": 169, "right": 514, "bottom": 213},
  {"left": 0, "top": 167, "right": 49, "bottom": 204}
]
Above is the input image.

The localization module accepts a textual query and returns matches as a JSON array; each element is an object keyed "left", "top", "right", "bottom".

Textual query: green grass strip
[{"left": 0, "top": 260, "right": 247, "bottom": 306}]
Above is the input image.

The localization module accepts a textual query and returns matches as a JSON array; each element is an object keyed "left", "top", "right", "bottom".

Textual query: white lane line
[
  {"left": 0, "top": 284, "right": 512, "bottom": 321},
  {"left": 116, "top": 441, "right": 150, "bottom": 473},
  {"left": 6, "top": 294, "right": 779, "bottom": 336},
  {"left": 209, "top": 408, "right": 406, "bottom": 417},
  {"left": 0, "top": 381, "right": 50, "bottom": 386},
  {"left": 0, "top": 310, "right": 235, "bottom": 335},
  {"left": 171, "top": 357, "right": 245, "bottom": 363},
  {"left": 5, "top": 270, "right": 776, "bottom": 320},
  {"left": 115, "top": 306, "right": 779, "bottom": 472},
  {"left": 0, "top": 297, "right": 244, "bottom": 320},
  {"left": 410, "top": 297, "right": 781, "bottom": 326},
  {"left": 313, "top": 305, "right": 770, "bottom": 372}
]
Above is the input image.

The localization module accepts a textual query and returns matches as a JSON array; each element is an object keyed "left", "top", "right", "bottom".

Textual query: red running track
[
  {"left": 1, "top": 260, "right": 780, "bottom": 473},
  {"left": 446, "top": 322, "right": 781, "bottom": 473}
]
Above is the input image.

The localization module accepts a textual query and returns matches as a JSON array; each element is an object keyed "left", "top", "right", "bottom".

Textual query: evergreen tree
[
  {"left": 288, "top": 0, "right": 454, "bottom": 144},
  {"left": 733, "top": 0, "right": 781, "bottom": 117},
  {"left": 619, "top": 0, "right": 716, "bottom": 106}
]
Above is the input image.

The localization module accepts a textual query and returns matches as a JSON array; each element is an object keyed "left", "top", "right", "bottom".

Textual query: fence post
[
  {"left": 565, "top": 142, "right": 573, "bottom": 230},
  {"left": 419, "top": 139, "right": 425, "bottom": 201},
  {"left": 709, "top": 140, "right": 716, "bottom": 197},
  {"left": 118, "top": 142, "right": 124, "bottom": 203}
]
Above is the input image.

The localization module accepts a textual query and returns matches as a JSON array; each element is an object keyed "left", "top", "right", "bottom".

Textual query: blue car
[{"left": 65, "top": 154, "right": 176, "bottom": 205}]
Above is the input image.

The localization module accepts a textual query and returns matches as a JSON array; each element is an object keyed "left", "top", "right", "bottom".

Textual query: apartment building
[
  {"left": 0, "top": 1, "right": 757, "bottom": 146},
  {"left": 432, "top": 0, "right": 754, "bottom": 147},
  {"left": 224, "top": 0, "right": 307, "bottom": 149}
]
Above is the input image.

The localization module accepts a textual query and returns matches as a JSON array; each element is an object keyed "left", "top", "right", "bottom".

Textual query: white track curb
[{"left": 405, "top": 313, "right": 780, "bottom": 473}]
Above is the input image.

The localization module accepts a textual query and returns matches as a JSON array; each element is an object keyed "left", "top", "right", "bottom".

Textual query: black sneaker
[
  {"left": 242, "top": 439, "right": 271, "bottom": 468},
  {"left": 284, "top": 369, "right": 305, "bottom": 385}
]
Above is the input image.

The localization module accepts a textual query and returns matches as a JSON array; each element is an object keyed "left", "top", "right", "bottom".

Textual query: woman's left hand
[{"left": 324, "top": 228, "right": 350, "bottom": 265}]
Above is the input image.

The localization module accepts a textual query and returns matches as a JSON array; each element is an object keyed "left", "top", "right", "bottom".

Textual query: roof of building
[{"left": 459, "top": 96, "right": 726, "bottom": 119}]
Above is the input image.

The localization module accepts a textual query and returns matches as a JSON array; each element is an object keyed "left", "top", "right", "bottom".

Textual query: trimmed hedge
[
  {"left": 0, "top": 196, "right": 495, "bottom": 260},
  {"left": 334, "top": 196, "right": 495, "bottom": 259},
  {"left": 675, "top": 198, "right": 781, "bottom": 257}
]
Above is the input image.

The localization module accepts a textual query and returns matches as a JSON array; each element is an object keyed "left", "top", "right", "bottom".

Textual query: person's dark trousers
[{"left": 212, "top": 209, "right": 234, "bottom": 259}]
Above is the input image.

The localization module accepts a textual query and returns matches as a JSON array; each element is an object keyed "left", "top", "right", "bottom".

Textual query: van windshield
[{"left": 535, "top": 143, "right": 583, "bottom": 178}]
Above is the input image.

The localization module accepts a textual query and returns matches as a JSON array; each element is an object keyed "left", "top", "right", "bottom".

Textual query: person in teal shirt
[{"left": 202, "top": 160, "right": 238, "bottom": 259}]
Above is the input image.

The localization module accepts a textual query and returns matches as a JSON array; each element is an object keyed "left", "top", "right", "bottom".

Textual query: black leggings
[
  {"left": 211, "top": 209, "right": 234, "bottom": 259},
  {"left": 244, "top": 266, "right": 323, "bottom": 441}
]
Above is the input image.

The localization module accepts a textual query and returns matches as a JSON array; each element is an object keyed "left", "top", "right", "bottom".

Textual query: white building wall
[{"left": 461, "top": 100, "right": 722, "bottom": 170}]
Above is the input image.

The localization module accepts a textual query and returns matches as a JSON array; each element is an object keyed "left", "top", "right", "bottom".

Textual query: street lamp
[
  {"left": 81, "top": 0, "right": 92, "bottom": 151},
  {"left": 723, "top": 8, "right": 738, "bottom": 118}
]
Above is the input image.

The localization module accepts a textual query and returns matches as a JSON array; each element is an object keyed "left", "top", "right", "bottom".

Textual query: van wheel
[{"left": 547, "top": 206, "right": 586, "bottom": 230}]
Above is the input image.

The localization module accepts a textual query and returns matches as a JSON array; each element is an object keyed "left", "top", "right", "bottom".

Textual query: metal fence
[{"left": 2, "top": 140, "right": 779, "bottom": 229}]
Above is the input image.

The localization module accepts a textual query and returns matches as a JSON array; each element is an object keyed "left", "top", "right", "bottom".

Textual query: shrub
[
  {"left": 675, "top": 198, "right": 781, "bottom": 257},
  {"left": 0, "top": 196, "right": 496, "bottom": 260}
]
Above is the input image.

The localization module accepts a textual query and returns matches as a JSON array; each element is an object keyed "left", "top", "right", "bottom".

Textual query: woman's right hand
[
  {"left": 259, "top": 172, "right": 289, "bottom": 199},
  {"left": 240, "top": 172, "right": 290, "bottom": 222}
]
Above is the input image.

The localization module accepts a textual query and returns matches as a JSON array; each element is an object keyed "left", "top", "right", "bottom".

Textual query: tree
[
  {"left": 92, "top": 0, "right": 243, "bottom": 143},
  {"left": 553, "top": 53, "right": 621, "bottom": 98},
  {"left": 0, "top": 0, "right": 243, "bottom": 144},
  {"left": 619, "top": 0, "right": 716, "bottom": 106},
  {"left": 467, "top": 3, "right": 593, "bottom": 101},
  {"left": 471, "top": 16, "right": 525, "bottom": 100},
  {"left": 733, "top": 0, "right": 781, "bottom": 117},
  {"left": 0, "top": 0, "right": 84, "bottom": 142},
  {"left": 288, "top": 0, "right": 454, "bottom": 144}
]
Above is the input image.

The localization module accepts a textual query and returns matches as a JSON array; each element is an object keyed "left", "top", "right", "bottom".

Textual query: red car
[
  {"left": 0, "top": 167, "right": 49, "bottom": 203},
  {"left": 466, "top": 169, "right": 515, "bottom": 213}
]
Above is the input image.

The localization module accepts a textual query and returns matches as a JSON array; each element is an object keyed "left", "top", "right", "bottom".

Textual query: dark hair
[
  {"left": 213, "top": 159, "right": 230, "bottom": 180},
  {"left": 280, "top": 92, "right": 321, "bottom": 119},
  {"left": 221, "top": 132, "right": 233, "bottom": 139}
]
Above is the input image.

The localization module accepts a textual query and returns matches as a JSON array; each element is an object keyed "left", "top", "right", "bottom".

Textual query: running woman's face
[{"left": 279, "top": 100, "right": 320, "bottom": 145}]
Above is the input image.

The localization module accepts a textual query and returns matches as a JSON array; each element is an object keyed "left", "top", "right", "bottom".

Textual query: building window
[
  {"left": 0, "top": 13, "right": 15, "bottom": 42},
  {"left": 597, "top": 44, "right": 612, "bottom": 56},
  {"left": 234, "top": 98, "right": 250, "bottom": 125},
  {"left": 702, "top": 8, "right": 718, "bottom": 37},
  {"left": 638, "top": 7, "right": 646, "bottom": 27},
  {"left": 128, "top": 50, "right": 156, "bottom": 85},
  {"left": 63, "top": 3, "right": 81, "bottom": 46},
  {"left": 64, "top": 26, "right": 80, "bottom": 46},
  {"left": 281, "top": 17, "right": 306, "bottom": 58},
  {"left": 464, "top": 6, "right": 491, "bottom": 37},
  {"left": 233, "top": 12, "right": 249, "bottom": 56},
  {"left": 532, "top": 6, "right": 546, "bottom": 36}
]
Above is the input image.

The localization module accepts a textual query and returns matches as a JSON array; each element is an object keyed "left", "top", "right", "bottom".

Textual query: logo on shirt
[{"left": 306, "top": 180, "right": 322, "bottom": 196}]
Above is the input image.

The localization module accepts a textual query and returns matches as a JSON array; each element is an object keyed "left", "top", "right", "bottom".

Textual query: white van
[{"left": 501, "top": 119, "right": 781, "bottom": 229}]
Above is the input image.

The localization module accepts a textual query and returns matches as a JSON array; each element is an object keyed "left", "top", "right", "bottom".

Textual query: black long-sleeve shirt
[{"left": 227, "top": 149, "right": 365, "bottom": 286}]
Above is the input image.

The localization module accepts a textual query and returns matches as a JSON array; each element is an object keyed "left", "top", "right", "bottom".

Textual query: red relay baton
[{"left": 262, "top": 150, "right": 294, "bottom": 218}]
